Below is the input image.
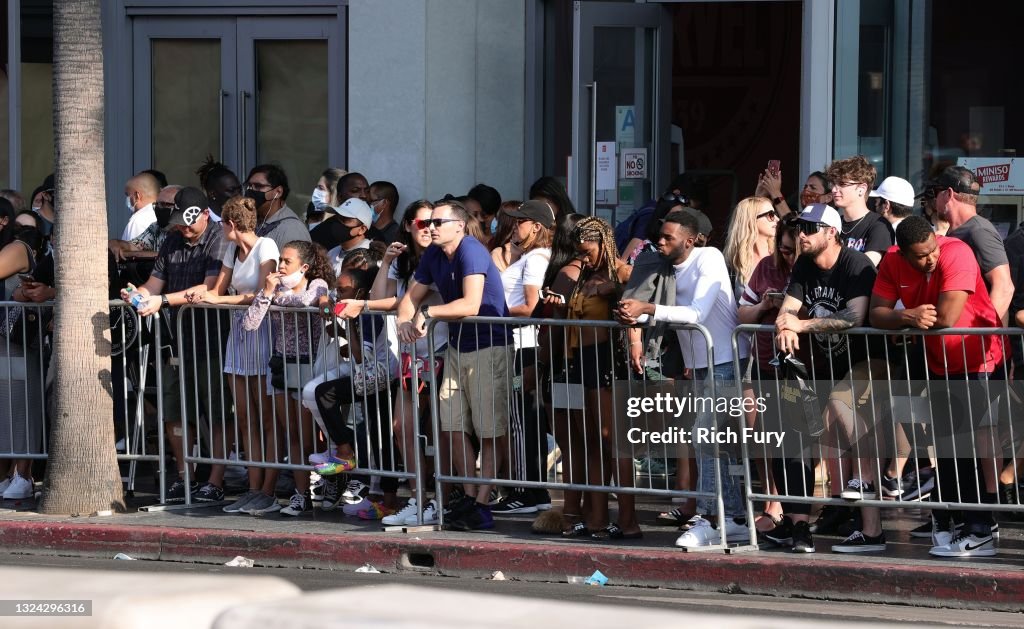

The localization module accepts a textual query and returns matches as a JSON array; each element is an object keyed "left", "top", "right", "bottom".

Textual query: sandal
[
  {"left": 655, "top": 507, "right": 695, "bottom": 526},
  {"left": 561, "top": 521, "right": 592, "bottom": 538},
  {"left": 591, "top": 523, "right": 643, "bottom": 540},
  {"left": 755, "top": 512, "right": 782, "bottom": 532}
]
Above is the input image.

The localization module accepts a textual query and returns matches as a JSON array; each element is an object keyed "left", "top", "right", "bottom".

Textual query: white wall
[{"left": 348, "top": 0, "right": 526, "bottom": 213}]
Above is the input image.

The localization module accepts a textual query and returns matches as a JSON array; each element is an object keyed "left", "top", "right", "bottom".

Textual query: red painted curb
[{"left": 1, "top": 520, "right": 1022, "bottom": 611}]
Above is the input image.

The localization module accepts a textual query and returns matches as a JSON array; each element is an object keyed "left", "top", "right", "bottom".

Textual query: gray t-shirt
[
  {"left": 948, "top": 215, "right": 1008, "bottom": 275},
  {"left": 255, "top": 205, "right": 311, "bottom": 251}
]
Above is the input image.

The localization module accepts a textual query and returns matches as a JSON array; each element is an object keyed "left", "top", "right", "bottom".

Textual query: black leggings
[{"left": 314, "top": 377, "right": 400, "bottom": 494}]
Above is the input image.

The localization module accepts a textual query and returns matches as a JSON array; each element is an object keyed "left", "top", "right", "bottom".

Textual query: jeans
[{"left": 692, "top": 362, "right": 745, "bottom": 519}]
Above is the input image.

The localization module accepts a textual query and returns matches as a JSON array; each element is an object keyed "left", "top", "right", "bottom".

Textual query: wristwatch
[
  {"left": 419, "top": 304, "right": 431, "bottom": 320},
  {"left": 771, "top": 196, "right": 785, "bottom": 207},
  {"left": 161, "top": 295, "right": 170, "bottom": 308}
]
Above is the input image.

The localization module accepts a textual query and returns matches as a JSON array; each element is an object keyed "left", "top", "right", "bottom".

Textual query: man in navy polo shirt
[{"left": 397, "top": 199, "right": 512, "bottom": 531}]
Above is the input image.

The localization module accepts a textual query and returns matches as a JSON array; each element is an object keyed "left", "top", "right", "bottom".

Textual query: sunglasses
[
  {"left": 797, "top": 221, "right": 828, "bottom": 235},
  {"left": 756, "top": 210, "right": 778, "bottom": 222},
  {"left": 414, "top": 218, "right": 462, "bottom": 229},
  {"left": 661, "top": 192, "right": 689, "bottom": 205}
]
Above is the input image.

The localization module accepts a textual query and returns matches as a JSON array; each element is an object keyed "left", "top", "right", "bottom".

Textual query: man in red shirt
[{"left": 870, "top": 215, "right": 1001, "bottom": 557}]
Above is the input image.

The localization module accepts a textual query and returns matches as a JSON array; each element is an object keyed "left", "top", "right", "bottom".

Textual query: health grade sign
[{"left": 958, "top": 157, "right": 1024, "bottom": 195}]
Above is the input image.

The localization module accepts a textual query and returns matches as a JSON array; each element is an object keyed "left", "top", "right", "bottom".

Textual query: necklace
[{"left": 841, "top": 213, "right": 867, "bottom": 235}]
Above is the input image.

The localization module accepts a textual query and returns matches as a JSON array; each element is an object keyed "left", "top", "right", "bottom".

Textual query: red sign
[{"left": 975, "top": 163, "right": 1011, "bottom": 185}]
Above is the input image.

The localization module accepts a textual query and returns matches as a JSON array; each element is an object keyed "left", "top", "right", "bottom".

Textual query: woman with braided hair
[
  {"left": 561, "top": 216, "right": 639, "bottom": 540},
  {"left": 196, "top": 155, "right": 242, "bottom": 217}
]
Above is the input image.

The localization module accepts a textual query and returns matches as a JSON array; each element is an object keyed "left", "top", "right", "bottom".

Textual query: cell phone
[
  {"left": 764, "top": 291, "right": 784, "bottom": 301},
  {"left": 333, "top": 302, "right": 348, "bottom": 316},
  {"left": 18, "top": 274, "right": 36, "bottom": 284},
  {"left": 540, "top": 288, "right": 565, "bottom": 304},
  {"left": 767, "top": 160, "right": 781, "bottom": 177}
]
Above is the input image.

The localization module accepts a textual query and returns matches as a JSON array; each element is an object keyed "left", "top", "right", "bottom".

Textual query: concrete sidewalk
[{"left": 2, "top": 491, "right": 1023, "bottom": 612}]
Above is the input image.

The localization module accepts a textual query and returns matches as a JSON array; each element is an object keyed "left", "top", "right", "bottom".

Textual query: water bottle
[{"left": 126, "top": 285, "right": 146, "bottom": 311}]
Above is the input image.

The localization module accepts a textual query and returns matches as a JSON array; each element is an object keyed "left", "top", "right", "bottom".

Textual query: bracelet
[
  {"left": 772, "top": 196, "right": 785, "bottom": 206},
  {"left": 630, "top": 341, "right": 643, "bottom": 346}
]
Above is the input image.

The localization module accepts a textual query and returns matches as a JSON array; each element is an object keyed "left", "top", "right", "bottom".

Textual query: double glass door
[
  {"left": 571, "top": 2, "right": 670, "bottom": 223},
  {"left": 133, "top": 17, "right": 342, "bottom": 211}
]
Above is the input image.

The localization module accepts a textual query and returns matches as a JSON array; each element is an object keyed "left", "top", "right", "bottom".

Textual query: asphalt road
[{"left": 1, "top": 554, "right": 1022, "bottom": 627}]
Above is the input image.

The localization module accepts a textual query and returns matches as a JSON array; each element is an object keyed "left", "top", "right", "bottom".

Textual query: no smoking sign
[{"left": 620, "top": 148, "right": 648, "bottom": 180}]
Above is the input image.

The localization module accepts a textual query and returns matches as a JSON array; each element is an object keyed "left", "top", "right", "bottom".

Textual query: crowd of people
[{"left": 1, "top": 153, "right": 1022, "bottom": 560}]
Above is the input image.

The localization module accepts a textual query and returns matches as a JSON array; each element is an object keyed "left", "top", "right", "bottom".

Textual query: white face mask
[
  {"left": 279, "top": 268, "right": 307, "bottom": 289},
  {"left": 125, "top": 195, "right": 135, "bottom": 212},
  {"left": 311, "top": 188, "right": 329, "bottom": 211}
]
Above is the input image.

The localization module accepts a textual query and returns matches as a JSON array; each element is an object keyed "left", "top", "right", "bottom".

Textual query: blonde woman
[{"left": 723, "top": 196, "right": 777, "bottom": 299}]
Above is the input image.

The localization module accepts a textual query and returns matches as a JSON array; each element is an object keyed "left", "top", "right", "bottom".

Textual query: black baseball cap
[
  {"left": 503, "top": 199, "right": 556, "bottom": 229},
  {"left": 169, "top": 187, "right": 209, "bottom": 227},
  {"left": 923, "top": 165, "right": 982, "bottom": 197}
]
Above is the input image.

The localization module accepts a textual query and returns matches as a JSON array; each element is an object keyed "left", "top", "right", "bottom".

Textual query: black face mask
[
  {"left": 245, "top": 189, "right": 267, "bottom": 209},
  {"left": 154, "top": 206, "right": 173, "bottom": 228},
  {"left": 312, "top": 219, "right": 357, "bottom": 249}
]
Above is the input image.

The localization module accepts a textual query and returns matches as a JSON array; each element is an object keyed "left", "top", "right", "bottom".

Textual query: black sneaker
[
  {"left": 900, "top": 467, "right": 935, "bottom": 501},
  {"left": 443, "top": 494, "right": 476, "bottom": 519},
  {"left": 841, "top": 478, "right": 877, "bottom": 500},
  {"left": 999, "top": 483, "right": 1024, "bottom": 522},
  {"left": 791, "top": 520, "right": 815, "bottom": 553},
  {"left": 879, "top": 475, "right": 901, "bottom": 498},
  {"left": 444, "top": 503, "right": 495, "bottom": 531},
  {"left": 166, "top": 479, "right": 199, "bottom": 502},
  {"left": 491, "top": 490, "right": 538, "bottom": 514},
  {"left": 533, "top": 489, "right": 553, "bottom": 511},
  {"left": 810, "top": 504, "right": 851, "bottom": 535},
  {"left": 831, "top": 530, "right": 887, "bottom": 553},
  {"left": 763, "top": 516, "right": 794, "bottom": 546},
  {"left": 194, "top": 483, "right": 225, "bottom": 503}
]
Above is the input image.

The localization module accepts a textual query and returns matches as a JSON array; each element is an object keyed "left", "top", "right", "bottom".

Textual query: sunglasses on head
[
  {"left": 797, "top": 221, "right": 828, "bottom": 235},
  {"left": 661, "top": 192, "right": 689, "bottom": 205},
  {"left": 414, "top": 218, "right": 461, "bottom": 230}
]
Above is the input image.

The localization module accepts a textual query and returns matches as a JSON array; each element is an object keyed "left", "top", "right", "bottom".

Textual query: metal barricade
[
  {"left": 174, "top": 304, "right": 420, "bottom": 513},
  {"left": 732, "top": 324, "right": 1024, "bottom": 546},
  {"left": 2, "top": 300, "right": 166, "bottom": 502},
  {"left": 424, "top": 315, "right": 751, "bottom": 549}
]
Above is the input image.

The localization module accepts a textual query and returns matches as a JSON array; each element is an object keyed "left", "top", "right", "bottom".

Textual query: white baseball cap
[
  {"left": 869, "top": 176, "right": 915, "bottom": 208},
  {"left": 332, "top": 198, "right": 373, "bottom": 228},
  {"left": 798, "top": 203, "right": 842, "bottom": 231}
]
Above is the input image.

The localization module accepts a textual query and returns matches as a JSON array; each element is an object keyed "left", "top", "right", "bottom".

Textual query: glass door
[
  {"left": 133, "top": 16, "right": 342, "bottom": 209},
  {"left": 132, "top": 18, "right": 237, "bottom": 189},
  {"left": 571, "top": 2, "right": 670, "bottom": 224}
]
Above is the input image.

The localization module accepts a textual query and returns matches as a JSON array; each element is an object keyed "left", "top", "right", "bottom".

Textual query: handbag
[
  {"left": 772, "top": 352, "right": 824, "bottom": 438},
  {"left": 353, "top": 359, "right": 390, "bottom": 396},
  {"left": 400, "top": 352, "right": 443, "bottom": 393},
  {"left": 268, "top": 354, "right": 315, "bottom": 390}
]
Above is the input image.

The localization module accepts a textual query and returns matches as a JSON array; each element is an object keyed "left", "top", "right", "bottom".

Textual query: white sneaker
[
  {"left": 720, "top": 518, "right": 750, "bottom": 544},
  {"left": 675, "top": 516, "right": 718, "bottom": 547},
  {"left": 0, "top": 476, "right": 12, "bottom": 494},
  {"left": 929, "top": 532, "right": 996, "bottom": 557},
  {"left": 412, "top": 499, "right": 439, "bottom": 525},
  {"left": 308, "top": 447, "right": 337, "bottom": 466},
  {"left": 383, "top": 499, "right": 419, "bottom": 526},
  {"left": 931, "top": 519, "right": 954, "bottom": 548},
  {"left": 1, "top": 472, "right": 33, "bottom": 500}
]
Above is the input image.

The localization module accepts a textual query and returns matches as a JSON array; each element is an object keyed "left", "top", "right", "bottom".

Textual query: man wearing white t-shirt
[
  {"left": 121, "top": 172, "right": 160, "bottom": 240},
  {"left": 616, "top": 211, "right": 750, "bottom": 548}
]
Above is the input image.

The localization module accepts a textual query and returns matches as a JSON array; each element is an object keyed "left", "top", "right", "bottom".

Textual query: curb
[{"left": 1, "top": 520, "right": 1023, "bottom": 611}]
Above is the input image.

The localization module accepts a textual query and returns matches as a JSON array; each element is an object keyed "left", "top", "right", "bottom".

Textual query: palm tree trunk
[{"left": 38, "top": 0, "right": 125, "bottom": 514}]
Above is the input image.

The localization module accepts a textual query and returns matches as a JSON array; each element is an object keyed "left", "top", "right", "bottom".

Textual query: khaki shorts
[
  {"left": 828, "top": 359, "right": 890, "bottom": 417},
  {"left": 438, "top": 344, "right": 511, "bottom": 438}
]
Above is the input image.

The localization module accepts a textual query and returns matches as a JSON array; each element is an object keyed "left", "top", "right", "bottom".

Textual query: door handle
[
  {"left": 239, "top": 90, "right": 250, "bottom": 176},
  {"left": 587, "top": 81, "right": 598, "bottom": 213}
]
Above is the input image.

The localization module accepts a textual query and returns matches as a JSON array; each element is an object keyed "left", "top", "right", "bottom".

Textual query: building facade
[{"left": 2, "top": 0, "right": 1020, "bottom": 238}]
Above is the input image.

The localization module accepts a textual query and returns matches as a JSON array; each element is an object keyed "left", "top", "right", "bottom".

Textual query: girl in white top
[
  {"left": 335, "top": 200, "right": 447, "bottom": 525},
  {"left": 184, "top": 196, "right": 278, "bottom": 508},
  {"left": 494, "top": 199, "right": 554, "bottom": 512}
]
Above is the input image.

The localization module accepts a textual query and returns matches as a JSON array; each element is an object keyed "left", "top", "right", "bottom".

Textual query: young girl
[
  {"left": 334, "top": 200, "right": 448, "bottom": 525},
  {"left": 240, "top": 240, "right": 334, "bottom": 516},
  {"left": 185, "top": 196, "right": 279, "bottom": 509}
]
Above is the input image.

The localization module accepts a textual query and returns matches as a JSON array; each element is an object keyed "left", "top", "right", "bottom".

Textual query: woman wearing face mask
[
  {"left": 182, "top": 196, "right": 280, "bottom": 509},
  {"left": 240, "top": 240, "right": 334, "bottom": 516},
  {"left": 307, "top": 168, "right": 346, "bottom": 230},
  {"left": 0, "top": 211, "right": 49, "bottom": 499}
]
